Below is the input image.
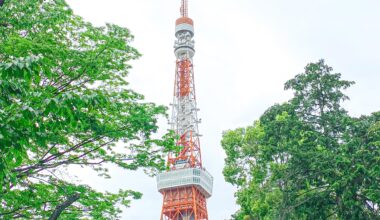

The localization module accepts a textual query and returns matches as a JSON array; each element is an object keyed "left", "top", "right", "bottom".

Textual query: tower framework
[{"left": 157, "top": 1, "right": 213, "bottom": 220}]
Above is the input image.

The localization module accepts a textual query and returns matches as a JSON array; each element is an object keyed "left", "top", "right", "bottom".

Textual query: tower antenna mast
[{"left": 180, "top": 0, "right": 188, "bottom": 17}]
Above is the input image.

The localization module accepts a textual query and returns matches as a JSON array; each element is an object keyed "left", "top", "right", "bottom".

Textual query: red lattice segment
[{"left": 160, "top": 186, "right": 208, "bottom": 220}]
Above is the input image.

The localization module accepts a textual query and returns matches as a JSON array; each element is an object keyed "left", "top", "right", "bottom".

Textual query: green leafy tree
[
  {"left": 222, "top": 60, "right": 380, "bottom": 219},
  {"left": 0, "top": 0, "right": 174, "bottom": 219}
]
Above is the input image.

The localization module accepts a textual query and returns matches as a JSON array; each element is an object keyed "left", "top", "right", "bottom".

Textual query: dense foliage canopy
[
  {"left": 222, "top": 60, "right": 380, "bottom": 220},
  {"left": 0, "top": 0, "right": 174, "bottom": 219}
]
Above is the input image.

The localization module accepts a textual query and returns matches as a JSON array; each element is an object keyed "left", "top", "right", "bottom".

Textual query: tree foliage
[
  {"left": 222, "top": 60, "right": 380, "bottom": 219},
  {"left": 0, "top": 0, "right": 174, "bottom": 219}
]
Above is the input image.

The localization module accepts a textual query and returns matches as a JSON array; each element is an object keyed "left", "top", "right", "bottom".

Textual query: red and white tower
[{"left": 157, "top": 0, "right": 213, "bottom": 219}]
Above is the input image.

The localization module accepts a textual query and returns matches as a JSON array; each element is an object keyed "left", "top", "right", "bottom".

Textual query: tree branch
[
  {"left": 0, "top": 206, "right": 31, "bottom": 217},
  {"left": 48, "top": 193, "right": 80, "bottom": 220}
]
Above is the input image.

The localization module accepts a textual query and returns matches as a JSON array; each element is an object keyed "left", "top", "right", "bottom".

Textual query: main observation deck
[{"left": 157, "top": 168, "right": 213, "bottom": 198}]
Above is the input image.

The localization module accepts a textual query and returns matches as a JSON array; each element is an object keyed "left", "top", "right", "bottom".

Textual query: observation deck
[{"left": 157, "top": 168, "right": 213, "bottom": 198}]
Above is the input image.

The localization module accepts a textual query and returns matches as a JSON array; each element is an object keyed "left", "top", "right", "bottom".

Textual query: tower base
[{"left": 160, "top": 186, "right": 208, "bottom": 220}]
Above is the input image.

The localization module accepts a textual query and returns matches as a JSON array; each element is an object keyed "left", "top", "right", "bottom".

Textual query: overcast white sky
[{"left": 66, "top": 0, "right": 380, "bottom": 219}]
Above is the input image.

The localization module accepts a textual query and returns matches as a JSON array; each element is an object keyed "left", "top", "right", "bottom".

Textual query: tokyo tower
[{"left": 156, "top": 0, "right": 213, "bottom": 220}]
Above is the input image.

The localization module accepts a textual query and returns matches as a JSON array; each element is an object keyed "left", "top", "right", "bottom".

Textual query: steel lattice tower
[{"left": 157, "top": 1, "right": 213, "bottom": 220}]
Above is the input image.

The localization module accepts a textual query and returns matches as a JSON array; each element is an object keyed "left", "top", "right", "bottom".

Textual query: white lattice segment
[{"left": 157, "top": 168, "right": 213, "bottom": 198}]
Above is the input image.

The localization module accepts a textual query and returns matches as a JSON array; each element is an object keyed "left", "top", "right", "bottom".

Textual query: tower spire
[
  {"left": 157, "top": 1, "right": 213, "bottom": 220},
  {"left": 180, "top": 0, "right": 188, "bottom": 17}
]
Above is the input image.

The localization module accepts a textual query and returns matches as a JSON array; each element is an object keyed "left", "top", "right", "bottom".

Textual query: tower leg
[{"left": 160, "top": 186, "right": 208, "bottom": 220}]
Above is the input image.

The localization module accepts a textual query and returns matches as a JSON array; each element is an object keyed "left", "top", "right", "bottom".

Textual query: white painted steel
[
  {"left": 157, "top": 168, "right": 213, "bottom": 198},
  {"left": 175, "top": 23, "right": 194, "bottom": 37},
  {"left": 174, "top": 29, "right": 195, "bottom": 58}
]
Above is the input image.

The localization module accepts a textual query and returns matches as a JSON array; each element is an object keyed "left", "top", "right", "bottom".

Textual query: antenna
[{"left": 180, "top": 0, "right": 188, "bottom": 17}]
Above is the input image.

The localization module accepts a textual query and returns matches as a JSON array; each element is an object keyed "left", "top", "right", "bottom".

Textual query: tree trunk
[{"left": 48, "top": 193, "right": 80, "bottom": 220}]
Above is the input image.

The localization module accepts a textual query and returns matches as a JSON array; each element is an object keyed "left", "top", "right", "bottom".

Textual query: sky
[{"left": 65, "top": 0, "right": 380, "bottom": 219}]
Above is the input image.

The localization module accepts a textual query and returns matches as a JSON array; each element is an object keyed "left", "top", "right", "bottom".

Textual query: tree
[
  {"left": 222, "top": 60, "right": 380, "bottom": 219},
  {"left": 0, "top": 0, "right": 174, "bottom": 219}
]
